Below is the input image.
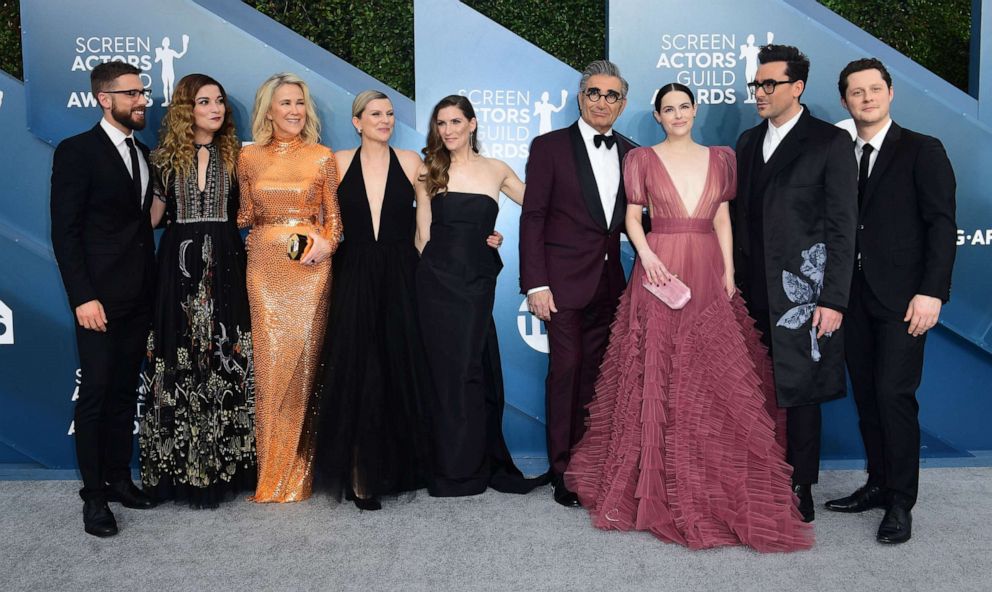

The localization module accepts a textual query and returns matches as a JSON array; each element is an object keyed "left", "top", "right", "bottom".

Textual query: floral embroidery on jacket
[{"left": 776, "top": 243, "right": 828, "bottom": 362}]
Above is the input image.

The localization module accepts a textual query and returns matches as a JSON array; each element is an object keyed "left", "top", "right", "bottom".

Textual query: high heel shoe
[{"left": 346, "top": 488, "right": 382, "bottom": 511}]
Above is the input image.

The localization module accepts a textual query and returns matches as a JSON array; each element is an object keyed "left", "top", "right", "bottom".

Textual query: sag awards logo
[
  {"left": 66, "top": 369, "right": 148, "bottom": 436},
  {"left": 517, "top": 298, "right": 549, "bottom": 353},
  {"left": 458, "top": 88, "right": 569, "bottom": 160},
  {"left": 0, "top": 299, "right": 13, "bottom": 345},
  {"left": 653, "top": 31, "right": 775, "bottom": 105},
  {"left": 68, "top": 33, "right": 190, "bottom": 108},
  {"left": 957, "top": 229, "right": 992, "bottom": 246}
]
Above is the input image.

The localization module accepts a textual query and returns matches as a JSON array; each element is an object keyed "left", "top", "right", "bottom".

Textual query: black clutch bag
[{"left": 287, "top": 233, "right": 311, "bottom": 260}]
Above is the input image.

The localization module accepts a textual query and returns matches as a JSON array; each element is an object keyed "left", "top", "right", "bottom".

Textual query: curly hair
[
  {"left": 250, "top": 72, "right": 321, "bottom": 145},
  {"left": 420, "top": 95, "right": 479, "bottom": 197},
  {"left": 152, "top": 73, "right": 239, "bottom": 185}
]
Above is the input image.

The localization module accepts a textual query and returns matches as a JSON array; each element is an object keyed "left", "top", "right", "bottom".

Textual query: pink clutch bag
[{"left": 642, "top": 277, "right": 691, "bottom": 309}]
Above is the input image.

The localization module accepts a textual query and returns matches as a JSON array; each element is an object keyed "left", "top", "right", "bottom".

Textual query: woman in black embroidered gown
[
  {"left": 314, "top": 91, "right": 433, "bottom": 510},
  {"left": 415, "top": 95, "right": 547, "bottom": 497},
  {"left": 139, "top": 74, "right": 256, "bottom": 507}
]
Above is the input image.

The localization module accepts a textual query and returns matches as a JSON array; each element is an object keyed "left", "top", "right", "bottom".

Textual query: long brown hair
[
  {"left": 153, "top": 73, "right": 239, "bottom": 184},
  {"left": 420, "top": 95, "right": 479, "bottom": 197}
]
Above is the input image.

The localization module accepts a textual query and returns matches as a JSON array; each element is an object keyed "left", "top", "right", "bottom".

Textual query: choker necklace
[{"left": 194, "top": 142, "right": 213, "bottom": 150}]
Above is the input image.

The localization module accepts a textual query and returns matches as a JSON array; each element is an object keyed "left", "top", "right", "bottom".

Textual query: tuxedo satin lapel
[
  {"left": 860, "top": 122, "right": 902, "bottom": 216},
  {"left": 93, "top": 124, "right": 142, "bottom": 210},
  {"left": 609, "top": 135, "right": 634, "bottom": 232},
  {"left": 569, "top": 123, "right": 609, "bottom": 229}
]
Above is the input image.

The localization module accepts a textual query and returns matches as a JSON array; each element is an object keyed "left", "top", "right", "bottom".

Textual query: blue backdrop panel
[
  {"left": 608, "top": 0, "right": 992, "bottom": 458},
  {"left": 0, "top": 72, "right": 78, "bottom": 466}
]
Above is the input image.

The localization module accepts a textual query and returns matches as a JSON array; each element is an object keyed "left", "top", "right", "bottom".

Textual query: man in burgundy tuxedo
[{"left": 519, "top": 60, "right": 635, "bottom": 506}]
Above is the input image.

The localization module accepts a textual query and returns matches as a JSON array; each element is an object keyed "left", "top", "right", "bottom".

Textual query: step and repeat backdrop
[{"left": 1, "top": 0, "right": 990, "bottom": 468}]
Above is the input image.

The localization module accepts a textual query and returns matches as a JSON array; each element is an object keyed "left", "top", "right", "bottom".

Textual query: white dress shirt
[
  {"left": 100, "top": 117, "right": 149, "bottom": 204},
  {"left": 854, "top": 117, "right": 893, "bottom": 178},
  {"left": 528, "top": 118, "right": 622, "bottom": 296},
  {"left": 762, "top": 106, "right": 804, "bottom": 162},
  {"left": 576, "top": 117, "right": 621, "bottom": 224}
]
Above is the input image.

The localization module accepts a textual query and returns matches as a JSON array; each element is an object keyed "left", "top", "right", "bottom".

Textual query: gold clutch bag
[{"left": 287, "top": 233, "right": 311, "bottom": 260}]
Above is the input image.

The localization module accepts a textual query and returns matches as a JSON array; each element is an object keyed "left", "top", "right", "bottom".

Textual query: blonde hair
[
  {"left": 153, "top": 73, "right": 239, "bottom": 185},
  {"left": 352, "top": 90, "right": 390, "bottom": 119},
  {"left": 250, "top": 72, "right": 321, "bottom": 145}
]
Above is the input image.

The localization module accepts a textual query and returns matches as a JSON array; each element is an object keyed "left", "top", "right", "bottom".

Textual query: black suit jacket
[
  {"left": 734, "top": 107, "right": 858, "bottom": 406},
  {"left": 51, "top": 123, "right": 156, "bottom": 318},
  {"left": 857, "top": 122, "right": 956, "bottom": 311},
  {"left": 519, "top": 121, "right": 634, "bottom": 309}
]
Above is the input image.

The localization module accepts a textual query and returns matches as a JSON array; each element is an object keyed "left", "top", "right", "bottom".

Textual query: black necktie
[
  {"left": 125, "top": 137, "right": 143, "bottom": 206},
  {"left": 857, "top": 143, "right": 874, "bottom": 210},
  {"left": 593, "top": 134, "right": 616, "bottom": 149}
]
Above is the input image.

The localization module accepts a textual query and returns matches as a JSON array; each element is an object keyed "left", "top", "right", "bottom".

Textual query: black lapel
[
  {"left": 568, "top": 122, "right": 609, "bottom": 229},
  {"left": 860, "top": 121, "right": 901, "bottom": 216},
  {"left": 93, "top": 123, "right": 143, "bottom": 210},
  {"left": 737, "top": 124, "right": 766, "bottom": 219},
  {"left": 609, "top": 133, "right": 636, "bottom": 233},
  {"left": 137, "top": 139, "right": 153, "bottom": 213},
  {"left": 94, "top": 124, "right": 137, "bottom": 193},
  {"left": 756, "top": 109, "right": 808, "bottom": 192}
]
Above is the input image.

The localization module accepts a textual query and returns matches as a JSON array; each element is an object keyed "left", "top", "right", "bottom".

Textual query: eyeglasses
[
  {"left": 101, "top": 88, "right": 152, "bottom": 98},
  {"left": 583, "top": 88, "right": 624, "bottom": 104},
  {"left": 746, "top": 79, "right": 796, "bottom": 94}
]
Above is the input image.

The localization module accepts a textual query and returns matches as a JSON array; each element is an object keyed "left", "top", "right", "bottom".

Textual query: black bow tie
[{"left": 593, "top": 134, "right": 616, "bottom": 149}]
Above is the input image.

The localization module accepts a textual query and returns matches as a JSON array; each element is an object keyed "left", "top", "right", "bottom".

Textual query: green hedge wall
[
  {"left": 0, "top": 1, "right": 20, "bottom": 80},
  {"left": 0, "top": 1, "right": 974, "bottom": 94}
]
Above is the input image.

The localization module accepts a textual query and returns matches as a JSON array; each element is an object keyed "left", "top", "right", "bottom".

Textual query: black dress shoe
[
  {"left": 877, "top": 505, "right": 912, "bottom": 544},
  {"left": 353, "top": 497, "right": 382, "bottom": 511},
  {"left": 83, "top": 499, "right": 118, "bottom": 538},
  {"left": 793, "top": 484, "right": 814, "bottom": 523},
  {"left": 106, "top": 480, "right": 156, "bottom": 509},
  {"left": 825, "top": 483, "right": 887, "bottom": 513},
  {"left": 551, "top": 475, "right": 580, "bottom": 508}
]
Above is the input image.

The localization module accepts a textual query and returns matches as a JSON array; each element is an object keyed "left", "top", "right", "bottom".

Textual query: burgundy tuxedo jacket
[{"left": 519, "top": 121, "right": 635, "bottom": 310}]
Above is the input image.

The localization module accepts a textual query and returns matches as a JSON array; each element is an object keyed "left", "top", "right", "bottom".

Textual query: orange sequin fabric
[{"left": 237, "top": 138, "right": 342, "bottom": 503}]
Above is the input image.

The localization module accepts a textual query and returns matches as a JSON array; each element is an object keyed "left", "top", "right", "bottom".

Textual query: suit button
[{"left": 858, "top": 224, "right": 865, "bottom": 230}]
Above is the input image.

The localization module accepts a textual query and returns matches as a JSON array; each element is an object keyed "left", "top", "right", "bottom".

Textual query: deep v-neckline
[
  {"left": 650, "top": 146, "right": 713, "bottom": 219},
  {"left": 351, "top": 146, "right": 393, "bottom": 242}
]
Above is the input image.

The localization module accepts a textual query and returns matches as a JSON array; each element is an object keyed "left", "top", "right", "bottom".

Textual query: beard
[{"left": 111, "top": 100, "right": 146, "bottom": 131}]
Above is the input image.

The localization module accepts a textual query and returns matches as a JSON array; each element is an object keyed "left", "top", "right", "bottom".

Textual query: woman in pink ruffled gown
[{"left": 565, "top": 83, "right": 813, "bottom": 552}]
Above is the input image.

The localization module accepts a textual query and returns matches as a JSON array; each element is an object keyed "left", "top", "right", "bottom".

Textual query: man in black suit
[
  {"left": 51, "top": 61, "right": 157, "bottom": 537},
  {"left": 734, "top": 45, "right": 858, "bottom": 522},
  {"left": 825, "top": 58, "right": 956, "bottom": 544}
]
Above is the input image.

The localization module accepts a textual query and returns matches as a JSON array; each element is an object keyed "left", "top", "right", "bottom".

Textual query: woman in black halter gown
[
  {"left": 415, "top": 95, "right": 547, "bottom": 497},
  {"left": 314, "top": 91, "right": 433, "bottom": 510}
]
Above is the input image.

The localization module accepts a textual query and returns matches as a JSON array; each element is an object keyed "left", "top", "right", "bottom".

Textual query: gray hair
[{"left": 578, "top": 60, "right": 628, "bottom": 98}]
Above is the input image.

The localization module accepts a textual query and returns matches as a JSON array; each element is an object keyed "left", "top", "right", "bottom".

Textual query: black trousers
[
  {"left": 73, "top": 306, "right": 149, "bottom": 501},
  {"left": 845, "top": 270, "right": 925, "bottom": 508},
  {"left": 545, "top": 264, "right": 622, "bottom": 476},
  {"left": 752, "top": 307, "right": 822, "bottom": 486}
]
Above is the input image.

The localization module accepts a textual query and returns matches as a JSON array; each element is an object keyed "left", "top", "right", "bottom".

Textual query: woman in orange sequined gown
[{"left": 237, "top": 73, "right": 342, "bottom": 503}]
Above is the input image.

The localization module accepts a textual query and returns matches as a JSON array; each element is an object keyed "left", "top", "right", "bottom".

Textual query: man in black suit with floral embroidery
[{"left": 733, "top": 45, "right": 858, "bottom": 523}]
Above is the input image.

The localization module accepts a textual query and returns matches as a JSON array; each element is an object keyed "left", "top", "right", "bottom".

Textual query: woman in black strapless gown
[
  {"left": 314, "top": 92, "right": 432, "bottom": 510},
  {"left": 416, "top": 95, "right": 547, "bottom": 496}
]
